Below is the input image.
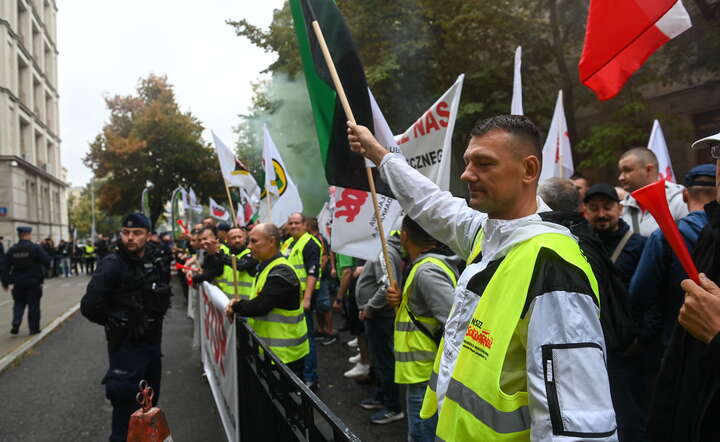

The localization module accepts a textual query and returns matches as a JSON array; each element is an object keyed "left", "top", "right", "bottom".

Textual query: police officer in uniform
[
  {"left": 1, "top": 226, "right": 50, "bottom": 335},
  {"left": 80, "top": 213, "right": 171, "bottom": 442}
]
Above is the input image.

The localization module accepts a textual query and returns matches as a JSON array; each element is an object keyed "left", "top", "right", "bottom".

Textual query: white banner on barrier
[{"left": 200, "top": 282, "right": 239, "bottom": 442}]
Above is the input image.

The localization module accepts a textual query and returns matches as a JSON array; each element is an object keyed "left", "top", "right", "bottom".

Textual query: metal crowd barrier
[{"left": 235, "top": 319, "right": 361, "bottom": 442}]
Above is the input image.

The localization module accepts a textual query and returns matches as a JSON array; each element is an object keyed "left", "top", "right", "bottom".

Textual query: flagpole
[
  {"left": 223, "top": 181, "right": 238, "bottom": 227},
  {"left": 266, "top": 195, "right": 273, "bottom": 224},
  {"left": 308, "top": 11, "right": 397, "bottom": 289}
]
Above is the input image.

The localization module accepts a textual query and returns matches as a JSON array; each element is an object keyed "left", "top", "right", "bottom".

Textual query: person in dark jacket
[
  {"left": 630, "top": 164, "right": 716, "bottom": 352},
  {"left": 648, "top": 132, "right": 720, "bottom": 442},
  {"left": 80, "top": 213, "right": 172, "bottom": 442},
  {"left": 583, "top": 183, "right": 647, "bottom": 286},
  {"left": 2, "top": 227, "right": 51, "bottom": 335},
  {"left": 191, "top": 226, "right": 225, "bottom": 286}
]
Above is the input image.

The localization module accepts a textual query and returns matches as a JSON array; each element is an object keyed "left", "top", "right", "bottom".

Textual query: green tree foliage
[
  {"left": 67, "top": 181, "right": 122, "bottom": 239},
  {"left": 84, "top": 74, "right": 225, "bottom": 224},
  {"left": 230, "top": 0, "right": 720, "bottom": 186}
]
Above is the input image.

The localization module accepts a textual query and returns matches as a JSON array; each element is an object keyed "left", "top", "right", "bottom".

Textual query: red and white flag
[
  {"left": 579, "top": 0, "right": 692, "bottom": 100},
  {"left": 540, "top": 90, "right": 574, "bottom": 181},
  {"left": 648, "top": 119, "right": 676, "bottom": 182},
  {"left": 209, "top": 197, "right": 230, "bottom": 222}
]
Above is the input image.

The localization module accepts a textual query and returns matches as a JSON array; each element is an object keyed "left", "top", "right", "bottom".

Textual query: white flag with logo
[
  {"left": 188, "top": 187, "right": 203, "bottom": 214},
  {"left": 394, "top": 75, "right": 464, "bottom": 191},
  {"left": 212, "top": 132, "right": 261, "bottom": 199},
  {"left": 209, "top": 197, "right": 230, "bottom": 222},
  {"left": 331, "top": 93, "right": 403, "bottom": 261},
  {"left": 258, "top": 125, "right": 303, "bottom": 227},
  {"left": 540, "top": 90, "right": 574, "bottom": 181},
  {"left": 511, "top": 46, "right": 523, "bottom": 115},
  {"left": 648, "top": 119, "right": 676, "bottom": 183}
]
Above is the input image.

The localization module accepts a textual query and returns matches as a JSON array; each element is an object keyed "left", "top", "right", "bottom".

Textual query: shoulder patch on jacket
[{"left": 522, "top": 247, "right": 596, "bottom": 319}]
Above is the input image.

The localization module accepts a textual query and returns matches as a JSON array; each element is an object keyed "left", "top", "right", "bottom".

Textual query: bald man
[{"left": 226, "top": 224, "right": 309, "bottom": 378}]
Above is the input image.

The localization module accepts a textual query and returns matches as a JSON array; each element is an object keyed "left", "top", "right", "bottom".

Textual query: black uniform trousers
[
  {"left": 12, "top": 285, "right": 42, "bottom": 332},
  {"left": 103, "top": 338, "right": 162, "bottom": 442}
]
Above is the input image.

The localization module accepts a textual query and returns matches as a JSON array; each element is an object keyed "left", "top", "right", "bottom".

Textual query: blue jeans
[
  {"left": 407, "top": 381, "right": 437, "bottom": 442},
  {"left": 314, "top": 279, "right": 331, "bottom": 313},
  {"left": 365, "top": 315, "right": 401, "bottom": 412},
  {"left": 303, "top": 309, "right": 318, "bottom": 382},
  {"left": 60, "top": 257, "right": 71, "bottom": 277},
  {"left": 12, "top": 285, "right": 42, "bottom": 332}
]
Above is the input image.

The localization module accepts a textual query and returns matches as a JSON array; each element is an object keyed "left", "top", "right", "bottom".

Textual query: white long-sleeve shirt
[{"left": 378, "top": 154, "right": 617, "bottom": 441}]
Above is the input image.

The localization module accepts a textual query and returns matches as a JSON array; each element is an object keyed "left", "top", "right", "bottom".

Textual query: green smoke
[{"left": 235, "top": 73, "right": 329, "bottom": 216}]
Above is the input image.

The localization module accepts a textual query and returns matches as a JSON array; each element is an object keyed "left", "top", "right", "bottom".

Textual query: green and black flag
[{"left": 290, "top": 0, "right": 391, "bottom": 195}]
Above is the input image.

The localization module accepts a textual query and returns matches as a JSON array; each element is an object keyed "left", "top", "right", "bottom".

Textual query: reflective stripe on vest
[
  {"left": 215, "top": 249, "right": 254, "bottom": 301},
  {"left": 281, "top": 233, "right": 321, "bottom": 291},
  {"left": 394, "top": 256, "right": 457, "bottom": 384},
  {"left": 422, "top": 233, "right": 599, "bottom": 441},
  {"left": 251, "top": 256, "right": 309, "bottom": 364},
  {"left": 467, "top": 229, "right": 485, "bottom": 265}
]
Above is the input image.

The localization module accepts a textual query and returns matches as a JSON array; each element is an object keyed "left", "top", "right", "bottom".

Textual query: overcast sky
[{"left": 58, "top": 0, "right": 285, "bottom": 187}]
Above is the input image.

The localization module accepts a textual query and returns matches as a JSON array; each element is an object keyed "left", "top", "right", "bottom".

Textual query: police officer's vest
[
  {"left": 394, "top": 256, "right": 457, "bottom": 384},
  {"left": 84, "top": 245, "right": 96, "bottom": 258},
  {"left": 281, "top": 233, "right": 322, "bottom": 292},
  {"left": 420, "top": 232, "right": 599, "bottom": 441},
  {"left": 215, "top": 249, "right": 254, "bottom": 301},
  {"left": 251, "top": 256, "right": 309, "bottom": 364},
  {"left": 219, "top": 243, "right": 230, "bottom": 255}
]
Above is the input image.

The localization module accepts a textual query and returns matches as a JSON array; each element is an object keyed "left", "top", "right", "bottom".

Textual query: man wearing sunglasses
[{"left": 648, "top": 131, "right": 720, "bottom": 442}]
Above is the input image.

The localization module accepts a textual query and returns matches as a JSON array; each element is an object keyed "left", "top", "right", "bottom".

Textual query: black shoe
[
  {"left": 29, "top": 329, "right": 40, "bottom": 335},
  {"left": 10, "top": 325, "right": 19, "bottom": 335},
  {"left": 319, "top": 334, "right": 337, "bottom": 346}
]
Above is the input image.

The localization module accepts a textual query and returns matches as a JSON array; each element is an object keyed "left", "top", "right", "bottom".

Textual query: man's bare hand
[
  {"left": 225, "top": 299, "right": 238, "bottom": 320},
  {"left": 679, "top": 273, "right": 720, "bottom": 344},
  {"left": 386, "top": 282, "right": 401, "bottom": 308},
  {"left": 346, "top": 121, "right": 389, "bottom": 165}
]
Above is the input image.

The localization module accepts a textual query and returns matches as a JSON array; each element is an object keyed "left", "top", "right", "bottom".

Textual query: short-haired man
[
  {"left": 191, "top": 227, "right": 227, "bottom": 287},
  {"left": 348, "top": 115, "right": 616, "bottom": 440},
  {"left": 571, "top": 172, "right": 590, "bottom": 202},
  {"left": 538, "top": 178, "right": 581, "bottom": 212},
  {"left": 584, "top": 184, "right": 646, "bottom": 286},
  {"left": 282, "top": 212, "right": 322, "bottom": 389},
  {"left": 618, "top": 147, "right": 687, "bottom": 236},
  {"left": 202, "top": 217, "right": 216, "bottom": 228},
  {"left": 215, "top": 227, "right": 256, "bottom": 301},
  {"left": 81, "top": 213, "right": 172, "bottom": 442},
  {"left": 387, "top": 216, "right": 458, "bottom": 437},
  {"left": 649, "top": 132, "right": 720, "bottom": 442},
  {"left": 226, "top": 223, "right": 309, "bottom": 378}
]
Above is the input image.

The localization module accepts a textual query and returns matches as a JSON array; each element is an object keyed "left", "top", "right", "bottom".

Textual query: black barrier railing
[{"left": 235, "top": 319, "right": 361, "bottom": 442}]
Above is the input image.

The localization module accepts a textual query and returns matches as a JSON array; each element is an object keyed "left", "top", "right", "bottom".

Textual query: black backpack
[{"left": 539, "top": 211, "right": 638, "bottom": 353}]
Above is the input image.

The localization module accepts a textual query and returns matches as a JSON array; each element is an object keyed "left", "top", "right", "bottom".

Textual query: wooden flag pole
[
  {"left": 309, "top": 17, "right": 397, "bottom": 290},
  {"left": 231, "top": 255, "right": 239, "bottom": 298},
  {"left": 223, "top": 180, "right": 239, "bottom": 227}
]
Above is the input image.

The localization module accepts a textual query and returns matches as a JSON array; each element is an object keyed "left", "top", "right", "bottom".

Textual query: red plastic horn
[
  {"left": 631, "top": 179, "right": 699, "bottom": 283},
  {"left": 175, "top": 262, "right": 198, "bottom": 272}
]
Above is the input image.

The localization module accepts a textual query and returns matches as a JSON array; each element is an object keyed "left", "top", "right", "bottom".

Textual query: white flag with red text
[
  {"left": 395, "top": 75, "right": 464, "bottom": 191},
  {"left": 648, "top": 119, "right": 676, "bottom": 183},
  {"left": 331, "top": 92, "right": 403, "bottom": 261},
  {"left": 209, "top": 197, "right": 230, "bottom": 222},
  {"left": 540, "top": 90, "right": 574, "bottom": 181}
]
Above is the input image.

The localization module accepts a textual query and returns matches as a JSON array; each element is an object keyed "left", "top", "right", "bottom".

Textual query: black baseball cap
[
  {"left": 584, "top": 183, "right": 619, "bottom": 203},
  {"left": 121, "top": 213, "right": 151, "bottom": 230}
]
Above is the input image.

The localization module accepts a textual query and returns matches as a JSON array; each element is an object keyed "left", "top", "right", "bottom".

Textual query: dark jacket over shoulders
[
  {"left": 1, "top": 240, "right": 50, "bottom": 288},
  {"left": 232, "top": 255, "right": 300, "bottom": 317},
  {"left": 648, "top": 201, "right": 720, "bottom": 442},
  {"left": 595, "top": 218, "right": 646, "bottom": 287}
]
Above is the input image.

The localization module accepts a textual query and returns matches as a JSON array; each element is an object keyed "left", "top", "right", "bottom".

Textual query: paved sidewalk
[{"left": 0, "top": 275, "right": 90, "bottom": 360}]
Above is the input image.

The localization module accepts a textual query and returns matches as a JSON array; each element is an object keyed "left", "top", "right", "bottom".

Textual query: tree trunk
[{"left": 549, "top": 0, "right": 578, "bottom": 145}]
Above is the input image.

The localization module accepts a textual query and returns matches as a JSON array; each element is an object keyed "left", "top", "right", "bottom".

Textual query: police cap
[
  {"left": 121, "top": 213, "right": 151, "bottom": 230},
  {"left": 217, "top": 222, "right": 231, "bottom": 232},
  {"left": 16, "top": 226, "right": 32, "bottom": 234}
]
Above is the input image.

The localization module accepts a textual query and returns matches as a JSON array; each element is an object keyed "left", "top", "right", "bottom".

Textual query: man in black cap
[
  {"left": 81, "top": 213, "right": 172, "bottom": 442},
  {"left": 583, "top": 183, "right": 647, "bottom": 286},
  {"left": 1, "top": 226, "right": 50, "bottom": 335}
]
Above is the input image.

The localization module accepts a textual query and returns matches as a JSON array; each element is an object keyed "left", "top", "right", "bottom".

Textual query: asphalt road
[
  {"left": 0, "top": 285, "right": 224, "bottom": 442},
  {"left": 0, "top": 274, "right": 407, "bottom": 442}
]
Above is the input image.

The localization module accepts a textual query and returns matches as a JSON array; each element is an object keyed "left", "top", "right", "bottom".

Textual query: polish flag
[
  {"left": 540, "top": 91, "right": 574, "bottom": 181},
  {"left": 579, "top": 0, "right": 692, "bottom": 100},
  {"left": 648, "top": 119, "right": 676, "bottom": 183}
]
